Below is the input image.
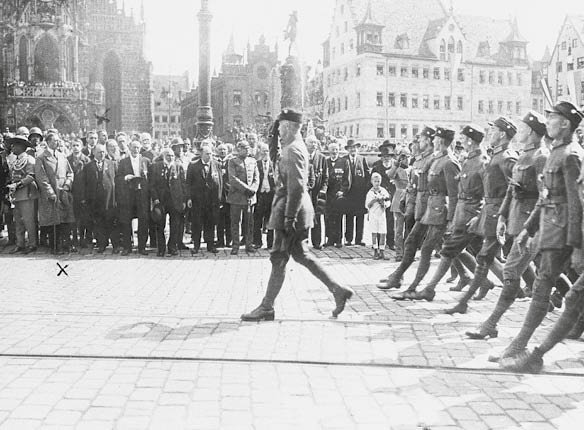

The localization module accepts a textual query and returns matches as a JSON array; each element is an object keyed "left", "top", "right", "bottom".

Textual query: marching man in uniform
[{"left": 241, "top": 109, "right": 354, "bottom": 321}]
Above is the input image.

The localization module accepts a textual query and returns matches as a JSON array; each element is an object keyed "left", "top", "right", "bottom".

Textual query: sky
[{"left": 124, "top": 0, "right": 583, "bottom": 83}]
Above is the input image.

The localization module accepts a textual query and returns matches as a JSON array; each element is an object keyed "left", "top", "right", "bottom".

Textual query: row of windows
[
  {"left": 327, "top": 93, "right": 466, "bottom": 113},
  {"left": 326, "top": 64, "right": 466, "bottom": 87},
  {"left": 232, "top": 90, "right": 269, "bottom": 107},
  {"left": 477, "top": 100, "right": 522, "bottom": 116},
  {"left": 556, "top": 57, "right": 584, "bottom": 72},
  {"left": 478, "top": 70, "right": 523, "bottom": 86},
  {"left": 331, "top": 123, "right": 426, "bottom": 140},
  {"left": 560, "top": 39, "right": 579, "bottom": 50},
  {"left": 154, "top": 115, "right": 179, "bottom": 123}
]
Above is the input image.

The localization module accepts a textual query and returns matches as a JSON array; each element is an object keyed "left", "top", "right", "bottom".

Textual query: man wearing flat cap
[
  {"left": 500, "top": 101, "right": 584, "bottom": 372},
  {"left": 467, "top": 111, "right": 548, "bottom": 340},
  {"left": 341, "top": 139, "right": 371, "bottom": 246},
  {"left": 241, "top": 109, "right": 354, "bottom": 321},
  {"left": 390, "top": 126, "right": 460, "bottom": 297},
  {"left": 378, "top": 126, "right": 439, "bottom": 290},
  {"left": 443, "top": 117, "right": 518, "bottom": 314},
  {"left": 6, "top": 136, "right": 39, "bottom": 254}
]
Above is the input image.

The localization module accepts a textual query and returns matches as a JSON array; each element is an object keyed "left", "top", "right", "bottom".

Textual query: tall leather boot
[
  {"left": 377, "top": 243, "right": 417, "bottom": 290},
  {"left": 449, "top": 258, "right": 472, "bottom": 291},
  {"left": 567, "top": 312, "right": 584, "bottom": 339},
  {"left": 466, "top": 279, "right": 520, "bottom": 339},
  {"left": 241, "top": 253, "right": 288, "bottom": 321},
  {"left": 405, "top": 249, "right": 433, "bottom": 293},
  {"left": 445, "top": 263, "right": 489, "bottom": 314},
  {"left": 404, "top": 256, "right": 453, "bottom": 302}
]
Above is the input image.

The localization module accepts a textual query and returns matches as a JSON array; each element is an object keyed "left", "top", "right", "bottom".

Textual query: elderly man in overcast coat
[{"left": 241, "top": 109, "right": 354, "bottom": 322}]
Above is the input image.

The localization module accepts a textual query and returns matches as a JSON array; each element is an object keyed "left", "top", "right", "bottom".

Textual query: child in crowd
[{"left": 365, "top": 172, "right": 391, "bottom": 260}]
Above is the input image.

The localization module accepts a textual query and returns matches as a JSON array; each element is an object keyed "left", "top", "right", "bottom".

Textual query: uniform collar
[
  {"left": 466, "top": 149, "right": 482, "bottom": 160},
  {"left": 522, "top": 142, "right": 539, "bottom": 152},
  {"left": 492, "top": 142, "right": 509, "bottom": 155},
  {"left": 434, "top": 149, "right": 448, "bottom": 159}
]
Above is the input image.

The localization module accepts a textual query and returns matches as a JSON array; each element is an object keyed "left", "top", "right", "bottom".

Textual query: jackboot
[
  {"left": 499, "top": 347, "right": 544, "bottom": 374},
  {"left": 465, "top": 321, "right": 498, "bottom": 339},
  {"left": 566, "top": 313, "right": 584, "bottom": 340},
  {"left": 241, "top": 305, "right": 275, "bottom": 322}
]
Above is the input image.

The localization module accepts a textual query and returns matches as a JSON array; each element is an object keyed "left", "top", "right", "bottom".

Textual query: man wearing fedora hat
[
  {"left": 6, "top": 136, "right": 39, "bottom": 254},
  {"left": 324, "top": 141, "right": 346, "bottom": 248},
  {"left": 241, "top": 109, "right": 354, "bottom": 321},
  {"left": 465, "top": 111, "right": 547, "bottom": 339},
  {"left": 341, "top": 139, "right": 370, "bottom": 246},
  {"left": 499, "top": 101, "right": 584, "bottom": 371}
]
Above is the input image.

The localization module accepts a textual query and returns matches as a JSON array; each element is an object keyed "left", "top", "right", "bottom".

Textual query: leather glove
[{"left": 284, "top": 217, "right": 296, "bottom": 237}]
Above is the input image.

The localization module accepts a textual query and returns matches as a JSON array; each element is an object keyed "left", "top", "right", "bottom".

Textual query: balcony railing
[{"left": 6, "top": 82, "right": 86, "bottom": 100}]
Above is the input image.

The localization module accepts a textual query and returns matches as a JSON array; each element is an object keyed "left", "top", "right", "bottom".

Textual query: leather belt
[{"left": 543, "top": 196, "right": 567, "bottom": 204}]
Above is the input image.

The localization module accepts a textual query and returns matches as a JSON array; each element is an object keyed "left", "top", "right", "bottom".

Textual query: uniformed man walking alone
[{"left": 241, "top": 109, "right": 354, "bottom": 321}]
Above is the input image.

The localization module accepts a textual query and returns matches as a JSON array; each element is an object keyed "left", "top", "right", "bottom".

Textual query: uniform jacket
[
  {"left": 452, "top": 148, "right": 487, "bottom": 231},
  {"left": 268, "top": 137, "right": 314, "bottom": 230},
  {"left": 115, "top": 155, "right": 151, "bottom": 215},
  {"left": 35, "top": 148, "right": 75, "bottom": 226},
  {"left": 308, "top": 151, "right": 328, "bottom": 202},
  {"left": 404, "top": 155, "right": 421, "bottom": 217},
  {"left": 67, "top": 153, "right": 90, "bottom": 217},
  {"left": 9, "top": 153, "right": 39, "bottom": 202},
  {"left": 186, "top": 158, "right": 222, "bottom": 208},
  {"left": 499, "top": 145, "right": 547, "bottom": 236},
  {"left": 151, "top": 160, "right": 187, "bottom": 213},
  {"left": 414, "top": 150, "right": 434, "bottom": 221},
  {"left": 226, "top": 156, "right": 259, "bottom": 206},
  {"left": 81, "top": 159, "right": 116, "bottom": 214},
  {"left": 390, "top": 165, "right": 409, "bottom": 214},
  {"left": 341, "top": 154, "right": 371, "bottom": 215},
  {"left": 420, "top": 150, "right": 460, "bottom": 226},
  {"left": 475, "top": 145, "right": 517, "bottom": 237},
  {"left": 525, "top": 140, "right": 584, "bottom": 250}
]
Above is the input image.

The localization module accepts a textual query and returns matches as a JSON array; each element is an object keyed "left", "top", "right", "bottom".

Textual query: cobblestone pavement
[{"left": 1, "top": 240, "right": 584, "bottom": 429}]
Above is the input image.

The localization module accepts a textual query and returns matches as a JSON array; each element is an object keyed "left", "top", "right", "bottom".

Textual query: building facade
[
  {"left": 181, "top": 35, "right": 278, "bottom": 142},
  {"left": 152, "top": 73, "right": 189, "bottom": 140},
  {"left": 546, "top": 15, "right": 584, "bottom": 108},
  {"left": 0, "top": 0, "right": 152, "bottom": 135},
  {"left": 323, "top": 0, "right": 533, "bottom": 145}
]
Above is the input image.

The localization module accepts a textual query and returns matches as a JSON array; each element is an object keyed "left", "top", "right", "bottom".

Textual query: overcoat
[{"left": 35, "top": 149, "right": 75, "bottom": 226}]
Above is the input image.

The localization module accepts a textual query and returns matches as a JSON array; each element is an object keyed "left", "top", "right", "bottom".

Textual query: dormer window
[
  {"left": 477, "top": 41, "right": 490, "bottom": 57},
  {"left": 395, "top": 33, "right": 409, "bottom": 50}
]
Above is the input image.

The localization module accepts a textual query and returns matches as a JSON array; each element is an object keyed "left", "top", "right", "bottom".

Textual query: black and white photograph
[{"left": 1, "top": 0, "right": 584, "bottom": 428}]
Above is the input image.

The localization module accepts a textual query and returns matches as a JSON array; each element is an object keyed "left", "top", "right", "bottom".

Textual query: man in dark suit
[
  {"left": 306, "top": 136, "right": 328, "bottom": 249},
  {"left": 325, "top": 141, "right": 347, "bottom": 248},
  {"left": 150, "top": 148, "right": 187, "bottom": 256},
  {"left": 241, "top": 109, "right": 354, "bottom": 322},
  {"left": 253, "top": 143, "right": 275, "bottom": 249},
  {"left": 115, "top": 139, "right": 151, "bottom": 255},
  {"left": 215, "top": 143, "right": 232, "bottom": 248},
  {"left": 187, "top": 144, "right": 222, "bottom": 254},
  {"left": 80, "top": 144, "right": 118, "bottom": 253},
  {"left": 67, "top": 138, "right": 91, "bottom": 250},
  {"left": 341, "top": 139, "right": 370, "bottom": 246}
]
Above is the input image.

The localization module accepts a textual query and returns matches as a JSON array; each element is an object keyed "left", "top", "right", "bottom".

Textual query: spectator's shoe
[
  {"left": 386, "top": 244, "right": 396, "bottom": 251},
  {"left": 207, "top": 247, "right": 219, "bottom": 254},
  {"left": 70, "top": 246, "right": 78, "bottom": 253},
  {"left": 178, "top": 243, "right": 189, "bottom": 250},
  {"left": 499, "top": 348, "right": 543, "bottom": 374},
  {"left": 379, "top": 250, "right": 385, "bottom": 260},
  {"left": 313, "top": 245, "right": 322, "bottom": 250},
  {"left": 169, "top": 249, "right": 178, "bottom": 256},
  {"left": 231, "top": 248, "right": 239, "bottom": 256},
  {"left": 449, "top": 275, "right": 472, "bottom": 292},
  {"left": 241, "top": 305, "right": 275, "bottom": 322},
  {"left": 465, "top": 322, "right": 498, "bottom": 340},
  {"left": 216, "top": 242, "right": 225, "bottom": 248},
  {"left": 157, "top": 250, "right": 166, "bottom": 257},
  {"left": 356, "top": 242, "right": 366, "bottom": 246},
  {"left": 335, "top": 243, "right": 343, "bottom": 248},
  {"left": 121, "top": 249, "right": 130, "bottom": 256},
  {"left": 324, "top": 241, "right": 334, "bottom": 248},
  {"left": 253, "top": 243, "right": 262, "bottom": 249},
  {"left": 245, "top": 246, "right": 256, "bottom": 253},
  {"left": 190, "top": 248, "right": 199, "bottom": 255},
  {"left": 23, "top": 246, "right": 37, "bottom": 255},
  {"left": 112, "top": 247, "right": 121, "bottom": 255},
  {"left": 138, "top": 249, "right": 148, "bottom": 256},
  {"left": 345, "top": 242, "right": 353, "bottom": 246},
  {"left": 331, "top": 286, "right": 354, "bottom": 318},
  {"left": 373, "top": 249, "right": 380, "bottom": 260},
  {"left": 96, "top": 247, "right": 106, "bottom": 254},
  {"left": 444, "top": 302, "right": 468, "bottom": 315},
  {"left": 9, "top": 246, "right": 25, "bottom": 254}
]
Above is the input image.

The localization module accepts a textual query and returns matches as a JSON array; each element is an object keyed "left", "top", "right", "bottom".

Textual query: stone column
[
  {"left": 195, "top": 0, "right": 213, "bottom": 144},
  {"left": 280, "top": 55, "right": 302, "bottom": 110}
]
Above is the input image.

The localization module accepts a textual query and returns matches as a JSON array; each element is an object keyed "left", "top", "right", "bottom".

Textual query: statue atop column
[{"left": 284, "top": 11, "right": 298, "bottom": 57}]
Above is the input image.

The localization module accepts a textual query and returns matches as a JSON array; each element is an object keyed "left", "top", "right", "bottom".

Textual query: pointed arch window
[
  {"left": 456, "top": 40, "right": 463, "bottom": 56},
  {"left": 439, "top": 39, "right": 446, "bottom": 61},
  {"left": 34, "top": 36, "right": 59, "bottom": 82},
  {"left": 448, "top": 37, "right": 455, "bottom": 60},
  {"left": 19, "top": 36, "right": 28, "bottom": 82}
]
